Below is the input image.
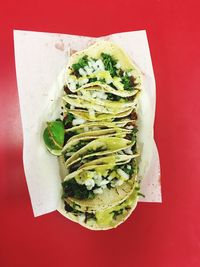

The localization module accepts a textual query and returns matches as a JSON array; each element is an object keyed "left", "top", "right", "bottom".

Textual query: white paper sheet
[{"left": 14, "top": 30, "right": 161, "bottom": 217}]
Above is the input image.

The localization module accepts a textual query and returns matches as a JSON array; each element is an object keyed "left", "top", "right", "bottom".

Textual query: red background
[{"left": 0, "top": 1, "right": 200, "bottom": 266}]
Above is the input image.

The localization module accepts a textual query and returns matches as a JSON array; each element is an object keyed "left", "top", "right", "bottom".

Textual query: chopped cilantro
[
  {"left": 85, "top": 212, "right": 96, "bottom": 223},
  {"left": 121, "top": 164, "right": 134, "bottom": 176},
  {"left": 99, "top": 78, "right": 106, "bottom": 83},
  {"left": 131, "top": 127, "right": 138, "bottom": 142},
  {"left": 109, "top": 82, "right": 118, "bottom": 89},
  {"left": 135, "top": 186, "right": 140, "bottom": 191},
  {"left": 87, "top": 149, "right": 96, "bottom": 155},
  {"left": 65, "top": 103, "right": 71, "bottom": 109},
  {"left": 87, "top": 145, "right": 107, "bottom": 154},
  {"left": 89, "top": 77, "right": 98, "bottom": 83},
  {"left": 64, "top": 153, "right": 71, "bottom": 161},
  {"left": 68, "top": 140, "right": 89, "bottom": 153},
  {"left": 131, "top": 127, "right": 138, "bottom": 146},
  {"left": 69, "top": 162, "right": 82, "bottom": 172},
  {"left": 107, "top": 93, "right": 121, "bottom": 101},
  {"left": 86, "top": 155, "right": 99, "bottom": 161},
  {"left": 64, "top": 202, "right": 74, "bottom": 212},
  {"left": 62, "top": 178, "right": 95, "bottom": 200},
  {"left": 107, "top": 183, "right": 112, "bottom": 190},
  {"left": 101, "top": 53, "right": 117, "bottom": 77},
  {"left": 121, "top": 73, "right": 133, "bottom": 91},
  {"left": 64, "top": 202, "right": 96, "bottom": 222},
  {"left": 112, "top": 208, "right": 124, "bottom": 220},
  {"left": 63, "top": 113, "right": 75, "bottom": 126},
  {"left": 132, "top": 159, "right": 139, "bottom": 175},
  {"left": 64, "top": 131, "right": 75, "bottom": 144},
  {"left": 138, "top": 192, "right": 145, "bottom": 198},
  {"left": 72, "top": 55, "right": 89, "bottom": 72}
]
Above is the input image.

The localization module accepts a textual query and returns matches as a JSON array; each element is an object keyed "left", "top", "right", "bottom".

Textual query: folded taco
[
  {"left": 58, "top": 184, "right": 139, "bottom": 230},
  {"left": 65, "top": 41, "right": 142, "bottom": 94}
]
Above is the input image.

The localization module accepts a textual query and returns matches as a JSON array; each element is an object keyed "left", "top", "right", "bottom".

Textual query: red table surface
[{"left": 0, "top": 1, "right": 200, "bottom": 267}]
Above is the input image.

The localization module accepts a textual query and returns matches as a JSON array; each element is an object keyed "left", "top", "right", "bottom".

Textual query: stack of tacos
[{"left": 43, "top": 41, "right": 143, "bottom": 230}]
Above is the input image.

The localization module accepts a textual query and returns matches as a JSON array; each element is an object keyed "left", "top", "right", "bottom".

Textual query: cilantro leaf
[
  {"left": 101, "top": 53, "right": 117, "bottom": 77},
  {"left": 72, "top": 55, "right": 89, "bottom": 72},
  {"left": 120, "top": 73, "right": 133, "bottom": 90}
]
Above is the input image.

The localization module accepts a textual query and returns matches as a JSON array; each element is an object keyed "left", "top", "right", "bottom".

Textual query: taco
[
  {"left": 57, "top": 184, "right": 138, "bottom": 230},
  {"left": 65, "top": 41, "right": 142, "bottom": 94}
]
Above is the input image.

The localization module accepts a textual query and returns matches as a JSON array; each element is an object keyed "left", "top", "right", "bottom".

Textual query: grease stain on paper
[{"left": 55, "top": 40, "right": 65, "bottom": 51}]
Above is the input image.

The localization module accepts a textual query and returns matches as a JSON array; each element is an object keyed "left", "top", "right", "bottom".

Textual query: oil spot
[
  {"left": 70, "top": 48, "right": 77, "bottom": 55},
  {"left": 55, "top": 40, "right": 65, "bottom": 51},
  {"left": 103, "top": 35, "right": 111, "bottom": 41},
  {"left": 87, "top": 39, "right": 97, "bottom": 47},
  {"left": 158, "top": 175, "right": 161, "bottom": 184}
]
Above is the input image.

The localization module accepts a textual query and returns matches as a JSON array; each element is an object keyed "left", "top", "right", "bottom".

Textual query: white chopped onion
[
  {"left": 89, "top": 109, "right": 95, "bottom": 119},
  {"left": 68, "top": 81, "right": 76, "bottom": 91},
  {"left": 67, "top": 77, "right": 76, "bottom": 84},
  {"left": 79, "top": 68, "right": 87, "bottom": 76},
  {"left": 91, "top": 91, "right": 97, "bottom": 98},
  {"left": 127, "top": 165, "right": 131, "bottom": 170},
  {"left": 123, "top": 147, "right": 133, "bottom": 155},
  {"left": 85, "top": 179, "right": 95, "bottom": 190},
  {"left": 93, "top": 188, "right": 103, "bottom": 194},
  {"left": 116, "top": 62, "right": 121, "bottom": 69},
  {"left": 93, "top": 173, "right": 102, "bottom": 186},
  {"left": 84, "top": 127, "right": 89, "bottom": 132},
  {"left": 95, "top": 59, "right": 104, "bottom": 70},
  {"left": 117, "top": 169, "right": 129, "bottom": 180},
  {"left": 78, "top": 214, "right": 85, "bottom": 223},
  {"left": 126, "top": 125, "right": 134, "bottom": 130},
  {"left": 118, "top": 151, "right": 125, "bottom": 155},
  {"left": 72, "top": 118, "right": 86, "bottom": 126},
  {"left": 65, "top": 152, "right": 74, "bottom": 156},
  {"left": 84, "top": 66, "right": 93, "bottom": 75},
  {"left": 105, "top": 78, "right": 112, "bottom": 84},
  {"left": 99, "top": 179, "right": 109, "bottom": 186},
  {"left": 78, "top": 78, "right": 89, "bottom": 86},
  {"left": 90, "top": 60, "right": 97, "bottom": 71},
  {"left": 115, "top": 179, "right": 124, "bottom": 186},
  {"left": 127, "top": 71, "right": 132, "bottom": 77},
  {"left": 95, "top": 91, "right": 107, "bottom": 100},
  {"left": 107, "top": 175, "right": 114, "bottom": 181},
  {"left": 101, "top": 184, "right": 107, "bottom": 190},
  {"left": 88, "top": 61, "right": 94, "bottom": 69}
]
